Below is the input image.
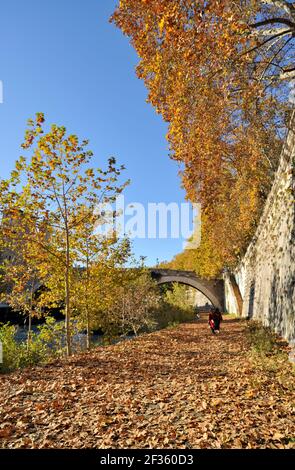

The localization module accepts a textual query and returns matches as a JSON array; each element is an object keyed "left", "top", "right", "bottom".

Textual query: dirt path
[{"left": 0, "top": 318, "right": 294, "bottom": 449}]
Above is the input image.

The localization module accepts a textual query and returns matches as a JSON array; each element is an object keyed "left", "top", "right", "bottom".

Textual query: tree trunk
[
  {"left": 86, "top": 306, "right": 91, "bottom": 350},
  {"left": 27, "top": 290, "right": 33, "bottom": 352},
  {"left": 27, "top": 312, "right": 32, "bottom": 352},
  {"left": 86, "top": 250, "right": 91, "bottom": 350},
  {"left": 65, "top": 229, "right": 72, "bottom": 356}
]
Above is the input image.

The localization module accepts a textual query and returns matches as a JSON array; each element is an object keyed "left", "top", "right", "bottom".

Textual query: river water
[{"left": 14, "top": 322, "right": 132, "bottom": 352}]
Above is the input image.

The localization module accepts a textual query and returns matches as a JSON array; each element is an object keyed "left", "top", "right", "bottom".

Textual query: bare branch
[
  {"left": 251, "top": 26, "right": 293, "bottom": 36},
  {"left": 244, "top": 29, "right": 293, "bottom": 55},
  {"left": 250, "top": 17, "right": 295, "bottom": 30},
  {"left": 275, "top": 68, "right": 295, "bottom": 79},
  {"left": 261, "top": 0, "right": 295, "bottom": 17},
  {"left": 258, "top": 37, "right": 292, "bottom": 81}
]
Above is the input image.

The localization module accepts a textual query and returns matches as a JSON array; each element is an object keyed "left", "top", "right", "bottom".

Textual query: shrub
[
  {"left": 153, "top": 302, "right": 195, "bottom": 330},
  {"left": 0, "top": 323, "right": 22, "bottom": 372},
  {"left": 153, "top": 284, "right": 196, "bottom": 329},
  {"left": 32, "top": 316, "right": 66, "bottom": 357},
  {"left": 0, "top": 317, "right": 83, "bottom": 373}
]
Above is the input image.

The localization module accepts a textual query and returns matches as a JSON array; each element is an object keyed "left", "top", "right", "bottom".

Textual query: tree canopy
[{"left": 112, "top": 0, "right": 294, "bottom": 276}]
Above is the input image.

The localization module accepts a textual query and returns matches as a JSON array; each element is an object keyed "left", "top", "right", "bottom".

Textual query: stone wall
[{"left": 225, "top": 112, "right": 295, "bottom": 343}]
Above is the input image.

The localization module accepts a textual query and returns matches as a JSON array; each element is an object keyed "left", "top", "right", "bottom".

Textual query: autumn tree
[
  {"left": 109, "top": 268, "right": 160, "bottom": 337},
  {"left": 0, "top": 215, "right": 45, "bottom": 350},
  {"left": 111, "top": 0, "right": 294, "bottom": 277},
  {"left": 0, "top": 176, "right": 52, "bottom": 350},
  {"left": 72, "top": 216, "right": 132, "bottom": 348},
  {"left": 247, "top": 0, "right": 295, "bottom": 82},
  {"left": 11, "top": 113, "right": 129, "bottom": 355}
]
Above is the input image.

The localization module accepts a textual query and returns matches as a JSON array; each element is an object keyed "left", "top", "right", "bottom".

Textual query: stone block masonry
[{"left": 225, "top": 111, "right": 295, "bottom": 343}]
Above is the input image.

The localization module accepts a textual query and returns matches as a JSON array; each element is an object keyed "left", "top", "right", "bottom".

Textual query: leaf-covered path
[{"left": 0, "top": 318, "right": 294, "bottom": 449}]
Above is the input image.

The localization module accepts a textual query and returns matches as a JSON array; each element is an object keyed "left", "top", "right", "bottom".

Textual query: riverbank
[{"left": 0, "top": 317, "right": 294, "bottom": 449}]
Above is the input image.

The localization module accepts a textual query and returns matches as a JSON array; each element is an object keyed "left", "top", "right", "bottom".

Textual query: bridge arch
[{"left": 150, "top": 270, "right": 224, "bottom": 312}]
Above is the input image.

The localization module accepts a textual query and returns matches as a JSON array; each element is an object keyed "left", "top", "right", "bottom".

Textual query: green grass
[
  {"left": 246, "top": 320, "right": 277, "bottom": 355},
  {"left": 246, "top": 320, "right": 295, "bottom": 376},
  {"left": 223, "top": 313, "right": 239, "bottom": 320}
]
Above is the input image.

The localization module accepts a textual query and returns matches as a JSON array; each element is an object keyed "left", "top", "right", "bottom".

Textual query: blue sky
[{"left": 0, "top": 0, "right": 189, "bottom": 266}]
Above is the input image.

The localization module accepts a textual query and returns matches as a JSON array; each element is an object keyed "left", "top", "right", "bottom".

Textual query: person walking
[{"left": 208, "top": 307, "right": 223, "bottom": 334}]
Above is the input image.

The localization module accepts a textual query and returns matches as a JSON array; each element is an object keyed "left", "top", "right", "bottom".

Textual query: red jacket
[{"left": 209, "top": 311, "right": 223, "bottom": 323}]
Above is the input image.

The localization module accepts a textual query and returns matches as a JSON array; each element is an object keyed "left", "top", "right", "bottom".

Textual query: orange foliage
[{"left": 112, "top": 0, "right": 292, "bottom": 277}]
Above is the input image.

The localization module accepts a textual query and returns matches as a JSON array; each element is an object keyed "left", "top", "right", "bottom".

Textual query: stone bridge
[{"left": 150, "top": 269, "right": 225, "bottom": 311}]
